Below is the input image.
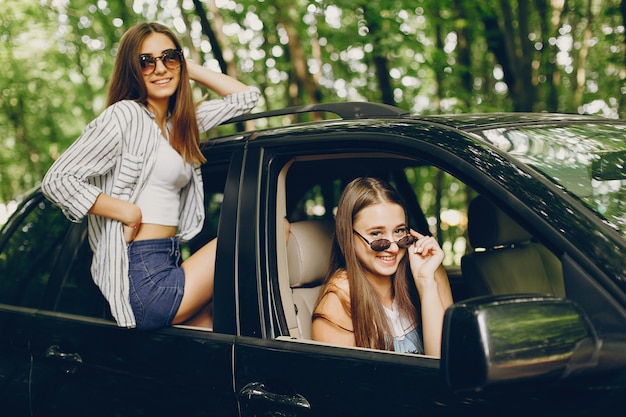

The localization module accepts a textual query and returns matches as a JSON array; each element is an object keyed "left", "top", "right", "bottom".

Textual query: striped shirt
[{"left": 42, "top": 88, "right": 260, "bottom": 327}]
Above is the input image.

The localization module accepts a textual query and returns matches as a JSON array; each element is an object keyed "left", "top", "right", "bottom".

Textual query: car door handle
[
  {"left": 44, "top": 345, "right": 83, "bottom": 374},
  {"left": 239, "top": 382, "right": 311, "bottom": 411}
]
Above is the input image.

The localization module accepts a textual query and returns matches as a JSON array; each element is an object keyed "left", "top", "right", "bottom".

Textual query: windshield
[{"left": 481, "top": 123, "right": 626, "bottom": 237}]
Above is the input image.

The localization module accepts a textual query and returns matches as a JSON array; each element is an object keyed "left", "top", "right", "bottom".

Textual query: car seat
[
  {"left": 461, "top": 195, "right": 565, "bottom": 298},
  {"left": 287, "top": 220, "right": 335, "bottom": 339}
]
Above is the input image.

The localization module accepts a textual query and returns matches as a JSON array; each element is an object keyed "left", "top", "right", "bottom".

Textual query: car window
[
  {"left": 183, "top": 161, "right": 229, "bottom": 258},
  {"left": 281, "top": 152, "right": 564, "bottom": 347},
  {"left": 37, "top": 162, "right": 227, "bottom": 323},
  {"left": 282, "top": 155, "right": 473, "bottom": 343},
  {"left": 482, "top": 123, "right": 626, "bottom": 237},
  {"left": 0, "top": 195, "right": 68, "bottom": 309},
  {"left": 285, "top": 159, "right": 473, "bottom": 272},
  {"left": 53, "top": 225, "right": 113, "bottom": 319},
  {"left": 0, "top": 162, "right": 228, "bottom": 325}
]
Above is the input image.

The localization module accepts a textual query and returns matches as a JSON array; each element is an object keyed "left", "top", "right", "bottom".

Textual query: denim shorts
[{"left": 128, "top": 237, "right": 185, "bottom": 330}]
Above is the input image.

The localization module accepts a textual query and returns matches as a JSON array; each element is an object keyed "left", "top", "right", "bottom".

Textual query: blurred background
[{"left": 1, "top": 0, "right": 625, "bottom": 223}]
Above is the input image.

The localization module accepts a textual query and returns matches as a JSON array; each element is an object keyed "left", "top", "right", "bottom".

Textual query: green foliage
[{"left": 0, "top": 0, "right": 625, "bottom": 208}]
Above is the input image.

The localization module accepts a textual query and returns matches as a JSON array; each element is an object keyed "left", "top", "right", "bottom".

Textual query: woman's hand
[
  {"left": 123, "top": 218, "right": 141, "bottom": 244},
  {"left": 122, "top": 203, "right": 142, "bottom": 244},
  {"left": 87, "top": 194, "right": 142, "bottom": 244},
  {"left": 407, "top": 230, "right": 444, "bottom": 285},
  {"left": 185, "top": 60, "right": 251, "bottom": 96},
  {"left": 407, "top": 230, "right": 447, "bottom": 357},
  {"left": 122, "top": 205, "right": 142, "bottom": 244}
]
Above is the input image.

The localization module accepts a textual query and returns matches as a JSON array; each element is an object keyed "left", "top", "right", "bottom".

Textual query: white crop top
[{"left": 135, "top": 136, "right": 193, "bottom": 227}]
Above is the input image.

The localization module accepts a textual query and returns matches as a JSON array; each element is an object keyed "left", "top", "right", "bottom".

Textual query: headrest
[
  {"left": 287, "top": 220, "right": 334, "bottom": 288},
  {"left": 467, "top": 196, "right": 532, "bottom": 249}
]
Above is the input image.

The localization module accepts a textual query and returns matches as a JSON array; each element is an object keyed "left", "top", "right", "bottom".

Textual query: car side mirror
[{"left": 440, "top": 295, "right": 599, "bottom": 391}]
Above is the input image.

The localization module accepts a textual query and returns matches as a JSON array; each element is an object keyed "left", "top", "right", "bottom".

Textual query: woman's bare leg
[
  {"left": 172, "top": 238, "right": 216, "bottom": 328},
  {"left": 181, "top": 300, "right": 213, "bottom": 328}
]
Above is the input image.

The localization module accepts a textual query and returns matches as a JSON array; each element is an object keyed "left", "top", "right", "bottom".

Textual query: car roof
[
  {"left": 408, "top": 112, "right": 614, "bottom": 131},
  {"left": 212, "top": 102, "right": 620, "bottom": 143}
]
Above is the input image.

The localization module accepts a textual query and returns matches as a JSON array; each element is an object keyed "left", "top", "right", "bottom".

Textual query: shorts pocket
[{"left": 129, "top": 250, "right": 172, "bottom": 279}]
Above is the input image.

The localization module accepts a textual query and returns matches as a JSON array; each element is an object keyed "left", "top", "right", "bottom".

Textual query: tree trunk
[
  {"left": 192, "top": 0, "right": 230, "bottom": 75},
  {"left": 483, "top": 1, "right": 537, "bottom": 111},
  {"left": 516, "top": 0, "right": 536, "bottom": 109},
  {"left": 276, "top": 2, "right": 322, "bottom": 110},
  {"left": 362, "top": 5, "right": 394, "bottom": 106},
  {"left": 191, "top": 0, "right": 250, "bottom": 130},
  {"left": 617, "top": 0, "right": 626, "bottom": 119},
  {"left": 454, "top": 0, "right": 472, "bottom": 110},
  {"left": 573, "top": 0, "right": 593, "bottom": 110}
]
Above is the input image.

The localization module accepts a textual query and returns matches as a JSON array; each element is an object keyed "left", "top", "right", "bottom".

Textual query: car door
[
  {"left": 228, "top": 138, "right": 473, "bottom": 416},
  {"left": 29, "top": 310, "right": 236, "bottom": 416},
  {"left": 230, "top": 130, "right": 626, "bottom": 417},
  {"left": 0, "top": 194, "right": 66, "bottom": 416},
  {"left": 26, "top": 151, "right": 243, "bottom": 417}
]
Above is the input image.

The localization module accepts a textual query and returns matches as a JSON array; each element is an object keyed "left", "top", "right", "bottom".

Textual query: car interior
[
  {"left": 461, "top": 195, "right": 565, "bottom": 298},
  {"left": 286, "top": 219, "right": 335, "bottom": 339},
  {"left": 275, "top": 154, "right": 429, "bottom": 339},
  {"left": 276, "top": 152, "right": 567, "bottom": 342}
]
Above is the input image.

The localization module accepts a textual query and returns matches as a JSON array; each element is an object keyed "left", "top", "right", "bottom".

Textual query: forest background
[{"left": 1, "top": 0, "right": 626, "bottom": 225}]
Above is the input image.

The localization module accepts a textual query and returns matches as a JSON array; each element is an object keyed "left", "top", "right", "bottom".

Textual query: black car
[{"left": 1, "top": 102, "right": 625, "bottom": 417}]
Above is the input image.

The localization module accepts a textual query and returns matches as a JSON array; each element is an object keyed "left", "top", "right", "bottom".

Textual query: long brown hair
[
  {"left": 107, "top": 22, "right": 205, "bottom": 164},
  {"left": 317, "top": 177, "right": 420, "bottom": 350}
]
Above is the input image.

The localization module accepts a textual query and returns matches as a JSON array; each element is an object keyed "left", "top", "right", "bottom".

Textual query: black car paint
[{"left": 1, "top": 106, "right": 625, "bottom": 416}]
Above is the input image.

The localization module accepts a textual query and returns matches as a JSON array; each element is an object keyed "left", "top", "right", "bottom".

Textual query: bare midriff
[{"left": 134, "top": 224, "right": 177, "bottom": 241}]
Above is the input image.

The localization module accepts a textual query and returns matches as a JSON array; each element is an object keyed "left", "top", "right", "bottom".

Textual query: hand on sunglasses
[
  {"left": 407, "top": 230, "right": 444, "bottom": 281},
  {"left": 408, "top": 230, "right": 441, "bottom": 255}
]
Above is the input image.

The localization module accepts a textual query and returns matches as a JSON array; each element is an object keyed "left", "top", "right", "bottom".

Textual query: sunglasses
[
  {"left": 139, "top": 49, "right": 183, "bottom": 75},
  {"left": 353, "top": 229, "right": 417, "bottom": 252}
]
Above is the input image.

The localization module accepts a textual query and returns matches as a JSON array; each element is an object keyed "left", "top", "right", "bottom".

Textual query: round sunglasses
[
  {"left": 139, "top": 49, "right": 183, "bottom": 75},
  {"left": 353, "top": 229, "right": 417, "bottom": 252}
]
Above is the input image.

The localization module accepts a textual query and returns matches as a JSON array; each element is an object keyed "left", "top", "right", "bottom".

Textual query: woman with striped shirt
[{"left": 42, "top": 22, "right": 259, "bottom": 330}]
